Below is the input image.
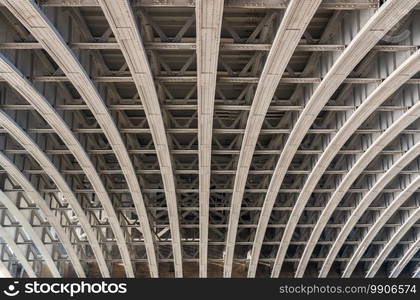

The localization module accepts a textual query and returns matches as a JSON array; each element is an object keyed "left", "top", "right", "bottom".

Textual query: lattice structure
[{"left": 0, "top": 0, "right": 418, "bottom": 278}]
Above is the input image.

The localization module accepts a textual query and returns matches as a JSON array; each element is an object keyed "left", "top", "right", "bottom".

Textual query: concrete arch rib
[
  {"left": 0, "top": 224, "right": 37, "bottom": 278},
  {"left": 320, "top": 139, "right": 420, "bottom": 277},
  {"left": 0, "top": 131, "right": 86, "bottom": 277},
  {"left": 248, "top": 0, "right": 420, "bottom": 278},
  {"left": 0, "top": 189, "right": 60, "bottom": 277},
  {"left": 343, "top": 175, "right": 420, "bottom": 277},
  {"left": 222, "top": 0, "right": 323, "bottom": 278},
  {"left": 294, "top": 49, "right": 420, "bottom": 277},
  {"left": 366, "top": 188, "right": 420, "bottom": 277},
  {"left": 389, "top": 237, "right": 420, "bottom": 278},
  {"left": 194, "top": 0, "right": 224, "bottom": 278},
  {"left": 98, "top": 0, "right": 177, "bottom": 277},
  {"left": 366, "top": 195, "right": 420, "bottom": 277},
  {"left": 2, "top": 0, "right": 152, "bottom": 277},
  {"left": 0, "top": 53, "right": 113, "bottom": 277},
  {"left": 0, "top": 151, "right": 86, "bottom": 277}
]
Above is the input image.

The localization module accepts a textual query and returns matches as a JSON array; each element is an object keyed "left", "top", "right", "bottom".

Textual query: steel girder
[
  {"left": 2, "top": 0, "right": 141, "bottom": 277},
  {"left": 294, "top": 49, "right": 420, "bottom": 278},
  {"left": 0, "top": 223, "right": 37, "bottom": 277},
  {"left": 194, "top": 0, "right": 224, "bottom": 278},
  {"left": 0, "top": 143, "right": 85, "bottom": 277},
  {"left": 0, "top": 111, "right": 109, "bottom": 277},
  {"left": 321, "top": 142, "right": 420, "bottom": 277},
  {"left": 343, "top": 175, "right": 420, "bottom": 277},
  {"left": 224, "top": 0, "right": 322, "bottom": 277},
  {"left": 0, "top": 190, "right": 60, "bottom": 277},
  {"left": 0, "top": 52, "right": 113, "bottom": 277},
  {"left": 259, "top": 0, "right": 420, "bottom": 278},
  {"left": 389, "top": 237, "right": 420, "bottom": 277},
  {"left": 0, "top": 0, "right": 418, "bottom": 277}
]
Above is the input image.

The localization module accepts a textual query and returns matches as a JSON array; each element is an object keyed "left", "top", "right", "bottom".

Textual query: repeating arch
[
  {"left": 366, "top": 193, "right": 420, "bottom": 277},
  {"left": 0, "top": 53, "right": 117, "bottom": 277},
  {"left": 222, "top": 0, "right": 323, "bottom": 277},
  {"left": 0, "top": 129, "right": 87, "bottom": 277},
  {"left": 0, "top": 152, "right": 86, "bottom": 277},
  {"left": 294, "top": 49, "right": 420, "bottom": 277},
  {"left": 367, "top": 206, "right": 420, "bottom": 277},
  {"left": 0, "top": 224, "right": 37, "bottom": 277},
  {"left": 343, "top": 175, "right": 420, "bottom": 277},
  {"left": 98, "top": 0, "right": 179, "bottom": 277},
  {"left": 248, "top": 0, "right": 420, "bottom": 278},
  {"left": 2, "top": 0, "right": 158, "bottom": 277},
  {"left": 389, "top": 238, "right": 420, "bottom": 277},
  {"left": 313, "top": 103, "right": 420, "bottom": 277},
  {"left": 0, "top": 0, "right": 417, "bottom": 278},
  {"left": 0, "top": 190, "right": 60, "bottom": 277},
  {"left": 194, "top": 0, "right": 224, "bottom": 278}
]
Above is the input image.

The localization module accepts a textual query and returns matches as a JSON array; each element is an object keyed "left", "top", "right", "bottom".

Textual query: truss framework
[{"left": 0, "top": 0, "right": 419, "bottom": 278}]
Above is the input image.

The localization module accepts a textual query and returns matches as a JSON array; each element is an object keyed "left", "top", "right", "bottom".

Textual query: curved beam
[
  {"left": 2, "top": 0, "right": 154, "bottom": 277},
  {"left": 98, "top": 0, "right": 176, "bottom": 277},
  {"left": 223, "top": 0, "right": 323, "bottom": 278},
  {"left": 0, "top": 152, "right": 86, "bottom": 277},
  {"left": 343, "top": 175, "right": 420, "bottom": 277},
  {"left": 413, "top": 266, "right": 420, "bottom": 278},
  {"left": 294, "top": 49, "right": 420, "bottom": 277},
  {"left": 320, "top": 139, "right": 420, "bottom": 277},
  {"left": 251, "top": 0, "right": 419, "bottom": 278},
  {"left": 389, "top": 237, "right": 420, "bottom": 277},
  {"left": 195, "top": 0, "right": 224, "bottom": 278},
  {"left": 0, "top": 133, "right": 86, "bottom": 277},
  {"left": 0, "top": 224, "right": 36, "bottom": 277},
  {"left": 0, "top": 190, "right": 60, "bottom": 277},
  {"left": 0, "top": 54, "right": 114, "bottom": 277},
  {"left": 365, "top": 196, "right": 420, "bottom": 277},
  {"left": 0, "top": 259, "right": 11, "bottom": 278},
  {"left": 0, "top": 49, "right": 130, "bottom": 276}
]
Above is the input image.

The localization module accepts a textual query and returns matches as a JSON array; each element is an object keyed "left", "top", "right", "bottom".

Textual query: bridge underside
[{"left": 0, "top": 0, "right": 419, "bottom": 278}]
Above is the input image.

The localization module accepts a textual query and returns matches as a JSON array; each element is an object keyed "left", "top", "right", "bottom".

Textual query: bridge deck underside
[{"left": 0, "top": 0, "right": 418, "bottom": 278}]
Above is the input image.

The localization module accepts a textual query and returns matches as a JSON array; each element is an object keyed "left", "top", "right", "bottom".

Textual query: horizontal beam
[
  {"left": 0, "top": 224, "right": 36, "bottom": 277},
  {"left": 2, "top": 220, "right": 419, "bottom": 229},
  {"left": 2, "top": 239, "right": 419, "bottom": 246},
  {"left": 0, "top": 104, "right": 410, "bottom": 112},
  {"left": 5, "top": 204, "right": 420, "bottom": 213},
  {"left": 1, "top": 42, "right": 415, "bottom": 52},
  {"left": 3, "top": 257, "right": 418, "bottom": 263},
  {"left": 15, "top": 76, "right": 420, "bottom": 84},
  {"left": 0, "top": 190, "right": 61, "bottom": 277},
  {"left": 6, "top": 168, "right": 418, "bottom": 176},
  {"left": 0, "top": 127, "right": 416, "bottom": 135},
  {"left": 24, "top": 0, "right": 379, "bottom": 10},
  {"left": 3, "top": 148, "right": 406, "bottom": 156},
  {"left": 7, "top": 187, "right": 418, "bottom": 194}
]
